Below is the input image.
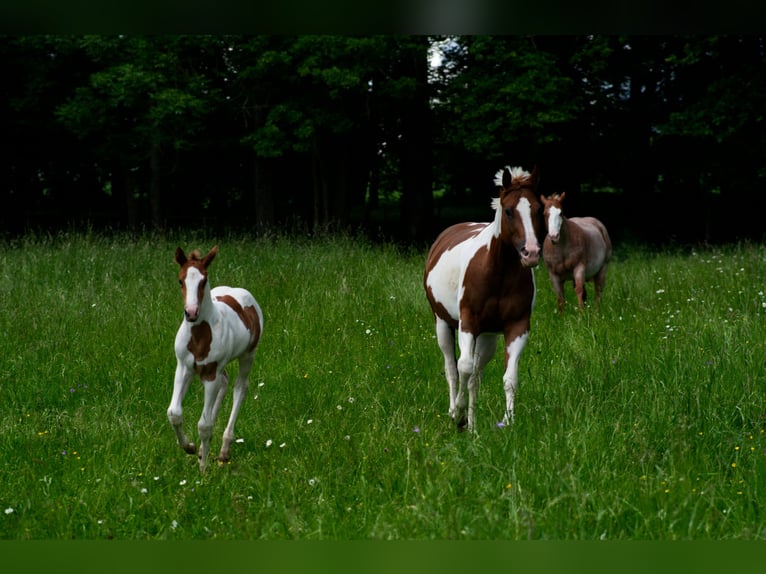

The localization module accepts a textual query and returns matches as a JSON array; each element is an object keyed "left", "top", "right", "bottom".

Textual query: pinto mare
[
  {"left": 168, "top": 246, "right": 263, "bottom": 472},
  {"left": 424, "top": 166, "right": 545, "bottom": 431},
  {"left": 541, "top": 192, "right": 612, "bottom": 312}
]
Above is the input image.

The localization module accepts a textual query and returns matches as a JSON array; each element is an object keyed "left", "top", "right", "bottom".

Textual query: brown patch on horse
[
  {"left": 425, "top": 288, "right": 459, "bottom": 329},
  {"left": 460, "top": 242, "right": 535, "bottom": 336},
  {"left": 424, "top": 222, "right": 487, "bottom": 330},
  {"left": 188, "top": 322, "right": 213, "bottom": 361},
  {"left": 425, "top": 223, "right": 485, "bottom": 271},
  {"left": 195, "top": 361, "right": 218, "bottom": 382},
  {"left": 216, "top": 295, "right": 262, "bottom": 351}
]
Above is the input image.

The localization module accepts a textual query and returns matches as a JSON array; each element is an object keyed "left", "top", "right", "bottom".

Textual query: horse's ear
[
  {"left": 502, "top": 167, "right": 513, "bottom": 189},
  {"left": 174, "top": 247, "right": 187, "bottom": 267},
  {"left": 559, "top": 191, "right": 566, "bottom": 202},
  {"left": 540, "top": 194, "right": 549, "bottom": 206},
  {"left": 529, "top": 165, "right": 540, "bottom": 188},
  {"left": 202, "top": 245, "right": 218, "bottom": 268}
]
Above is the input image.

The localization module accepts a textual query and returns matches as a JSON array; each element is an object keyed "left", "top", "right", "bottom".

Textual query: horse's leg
[
  {"left": 167, "top": 362, "right": 197, "bottom": 455},
  {"left": 548, "top": 269, "right": 566, "bottom": 312},
  {"left": 197, "top": 373, "right": 224, "bottom": 472},
  {"left": 219, "top": 353, "right": 253, "bottom": 463},
  {"left": 435, "top": 317, "right": 458, "bottom": 419},
  {"left": 573, "top": 265, "right": 587, "bottom": 310},
  {"left": 594, "top": 264, "right": 608, "bottom": 304},
  {"left": 455, "top": 328, "right": 477, "bottom": 431},
  {"left": 470, "top": 333, "right": 498, "bottom": 430},
  {"left": 211, "top": 368, "right": 229, "bottom": 428},
  {"left": 501, "top": 326, "right": 530, "bottom": 425}
]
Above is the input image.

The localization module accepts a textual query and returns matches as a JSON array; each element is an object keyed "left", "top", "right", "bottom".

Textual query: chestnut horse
[
  {"left": 168, "top": 245, "right": 264, "bottom": 472},
  {"left": 424, "top": 166, "right": 545, "bottom": 431},
  {"left": 541, "top": 192, "right": 612, "bottom": 312}
]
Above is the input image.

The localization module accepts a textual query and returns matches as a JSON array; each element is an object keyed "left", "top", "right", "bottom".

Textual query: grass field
[{"left": 0, "top": 231, "right": 765, "bottom": 540}]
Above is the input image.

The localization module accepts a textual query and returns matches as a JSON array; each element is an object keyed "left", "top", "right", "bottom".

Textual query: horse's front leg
[
  {"left": 501, "top": 328, "right": 530, "bottom": 425},
  {"left": 167, "top": 362, "right": 197, "bottom": 455}
]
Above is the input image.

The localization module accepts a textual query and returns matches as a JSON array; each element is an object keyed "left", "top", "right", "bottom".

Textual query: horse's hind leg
[
  {"left": 435, "top": 318, "right": 459, "bottom": 419},
  {"left": 468, "top": 333, "right": 497, "bottom": 431},
  {"left": 197, "top": 374, "right": 226, "bottom": 472},
  {"left": 573, "top": 267, "right": 587, "bottom": 310},
  {"left": 219, "top": 354, "right": 253, "bottom": 464},
  {"left": 594, "top": 265, "right": 608, "bottom": 304}
]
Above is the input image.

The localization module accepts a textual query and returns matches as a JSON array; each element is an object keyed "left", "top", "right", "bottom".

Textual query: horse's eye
[
  {"left": 178, "top": 279, "right": 183, "bottom": 287},
  {"left": 504, "top": 208, "right": 513, "bottom": 218}
]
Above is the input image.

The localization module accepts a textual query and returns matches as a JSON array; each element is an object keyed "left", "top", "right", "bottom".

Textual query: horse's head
[
  {"left": 541, "top": 192, "right": 566, "bottom": 244},
  {"left": 493, "top": 165, "right": 543, "bottom": 268},
  {"left": 174, "top": 245, "right": 218, "bottom": 322}
]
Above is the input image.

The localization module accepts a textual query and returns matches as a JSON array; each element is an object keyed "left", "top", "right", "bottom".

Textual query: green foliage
[
  {"left": 436, "top": 36, "right": 579, "bottom": 159},
  {"left": 1, "top": 233, "right": 765, "bottom": 539},
  {"left": 3, "top": 34, "right": 766, "bottom": 239},
  {"left": 55, "top": 36, "right": 216, "bottom": 158}
]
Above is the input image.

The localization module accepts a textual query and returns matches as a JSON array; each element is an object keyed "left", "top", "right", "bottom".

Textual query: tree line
[{"left": 2, "top": 35, "right": 764, "bottom": 244}]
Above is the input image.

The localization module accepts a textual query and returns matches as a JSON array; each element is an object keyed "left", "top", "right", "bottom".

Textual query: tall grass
[{"left": 0, "top": 232, "right": 764, "bottom": 539}]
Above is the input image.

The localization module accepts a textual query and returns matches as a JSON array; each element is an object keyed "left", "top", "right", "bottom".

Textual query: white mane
[{"left": 493, "top": 165, "right": 531, "bottom": 188}]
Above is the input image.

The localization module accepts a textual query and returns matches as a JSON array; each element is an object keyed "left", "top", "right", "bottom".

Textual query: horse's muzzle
[
  {"left": 520, "top": 246, "right": 540, "bottom": 268},
  {"left": 184, "top": 307, "right": 199, "bottom": 322}
]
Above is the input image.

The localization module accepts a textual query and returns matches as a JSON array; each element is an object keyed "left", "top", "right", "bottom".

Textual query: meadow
[{"left": 0, "top": 231, "right": 765, "bottom": 540}]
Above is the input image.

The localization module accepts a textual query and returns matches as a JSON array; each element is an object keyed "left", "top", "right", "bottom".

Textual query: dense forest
[{"left": 2, "top": 35, "right": 765, "bottom": 244}]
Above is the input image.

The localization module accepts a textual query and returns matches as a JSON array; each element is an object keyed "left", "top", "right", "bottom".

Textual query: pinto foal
[
  {"left": 168, "top": 246, "right": 263, "bottom": 472},
  {"left": 541, "top": 192, "right": 612, "bottom": 312}
]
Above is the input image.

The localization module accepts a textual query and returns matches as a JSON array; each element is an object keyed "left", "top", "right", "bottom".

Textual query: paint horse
[
  {"left": 424, "top": 165, "right": 545, "bottom": 431},
  {"left": 168, "top": 245, "right": 263, "bottom": 472},
  {"left": 541, "top": 192, "right": 612, "bottom": 312}
]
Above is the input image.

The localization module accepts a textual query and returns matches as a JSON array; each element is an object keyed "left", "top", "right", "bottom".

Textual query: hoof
[
  {"left": 456, "top": 416, "right": 468, "bottom": 432},
  {"left": 183, "top": 443, "right": 197, "bottom": 455}
]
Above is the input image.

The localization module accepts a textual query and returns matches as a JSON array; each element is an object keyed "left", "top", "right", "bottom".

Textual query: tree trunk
[
  {"left": 149, "top": 141, "right": 162, "bottom": 229},
  {"left": 397, "top": 38, "right": 434, "bottom": 242},
  {"left": 252, "top": 152, "right": 274, "bottom": 232}
]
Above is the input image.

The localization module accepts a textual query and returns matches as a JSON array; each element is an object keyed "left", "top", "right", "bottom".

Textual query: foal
[
  {"left": 168, "top": 245, "right": 263, "bottom": 472},
  {"left": 541, "top": 192, "right": 612, "bottom": 312}
]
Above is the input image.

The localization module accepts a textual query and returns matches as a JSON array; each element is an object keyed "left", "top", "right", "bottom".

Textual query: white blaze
[{"left": 547, "top": 205, "right": 562, "bottom": 238}]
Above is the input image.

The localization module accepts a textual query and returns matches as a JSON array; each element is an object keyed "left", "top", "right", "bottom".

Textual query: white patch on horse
[
  {"left": 515, "top": 196, "right": 540, "bottom": 265},
  {"left": 426, "top": 223, "right": 493, "bottom": 321},
  {"left": 547, "top": 205, "right": 562, "bottom": 239},
  {"left": 489, "top": 197, "right": 503, "bottom": 241},
  {"left": 182, "top": 266, "right": 205, "bottom": 322},
  {"left": 502, "top": 331, "right": 529, "bottom": 424}
]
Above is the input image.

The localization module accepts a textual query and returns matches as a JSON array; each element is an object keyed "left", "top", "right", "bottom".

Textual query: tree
[{"left": 56, "top": 35, "right": 220, "bottom": 229}]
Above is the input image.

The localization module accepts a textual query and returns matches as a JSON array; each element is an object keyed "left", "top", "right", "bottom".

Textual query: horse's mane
[
  {"left": 493, "top": 166, "right": 531, "bottom": 188},
  {"left": 491, "top": 166, "right": 532, "bottom": 214}
]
